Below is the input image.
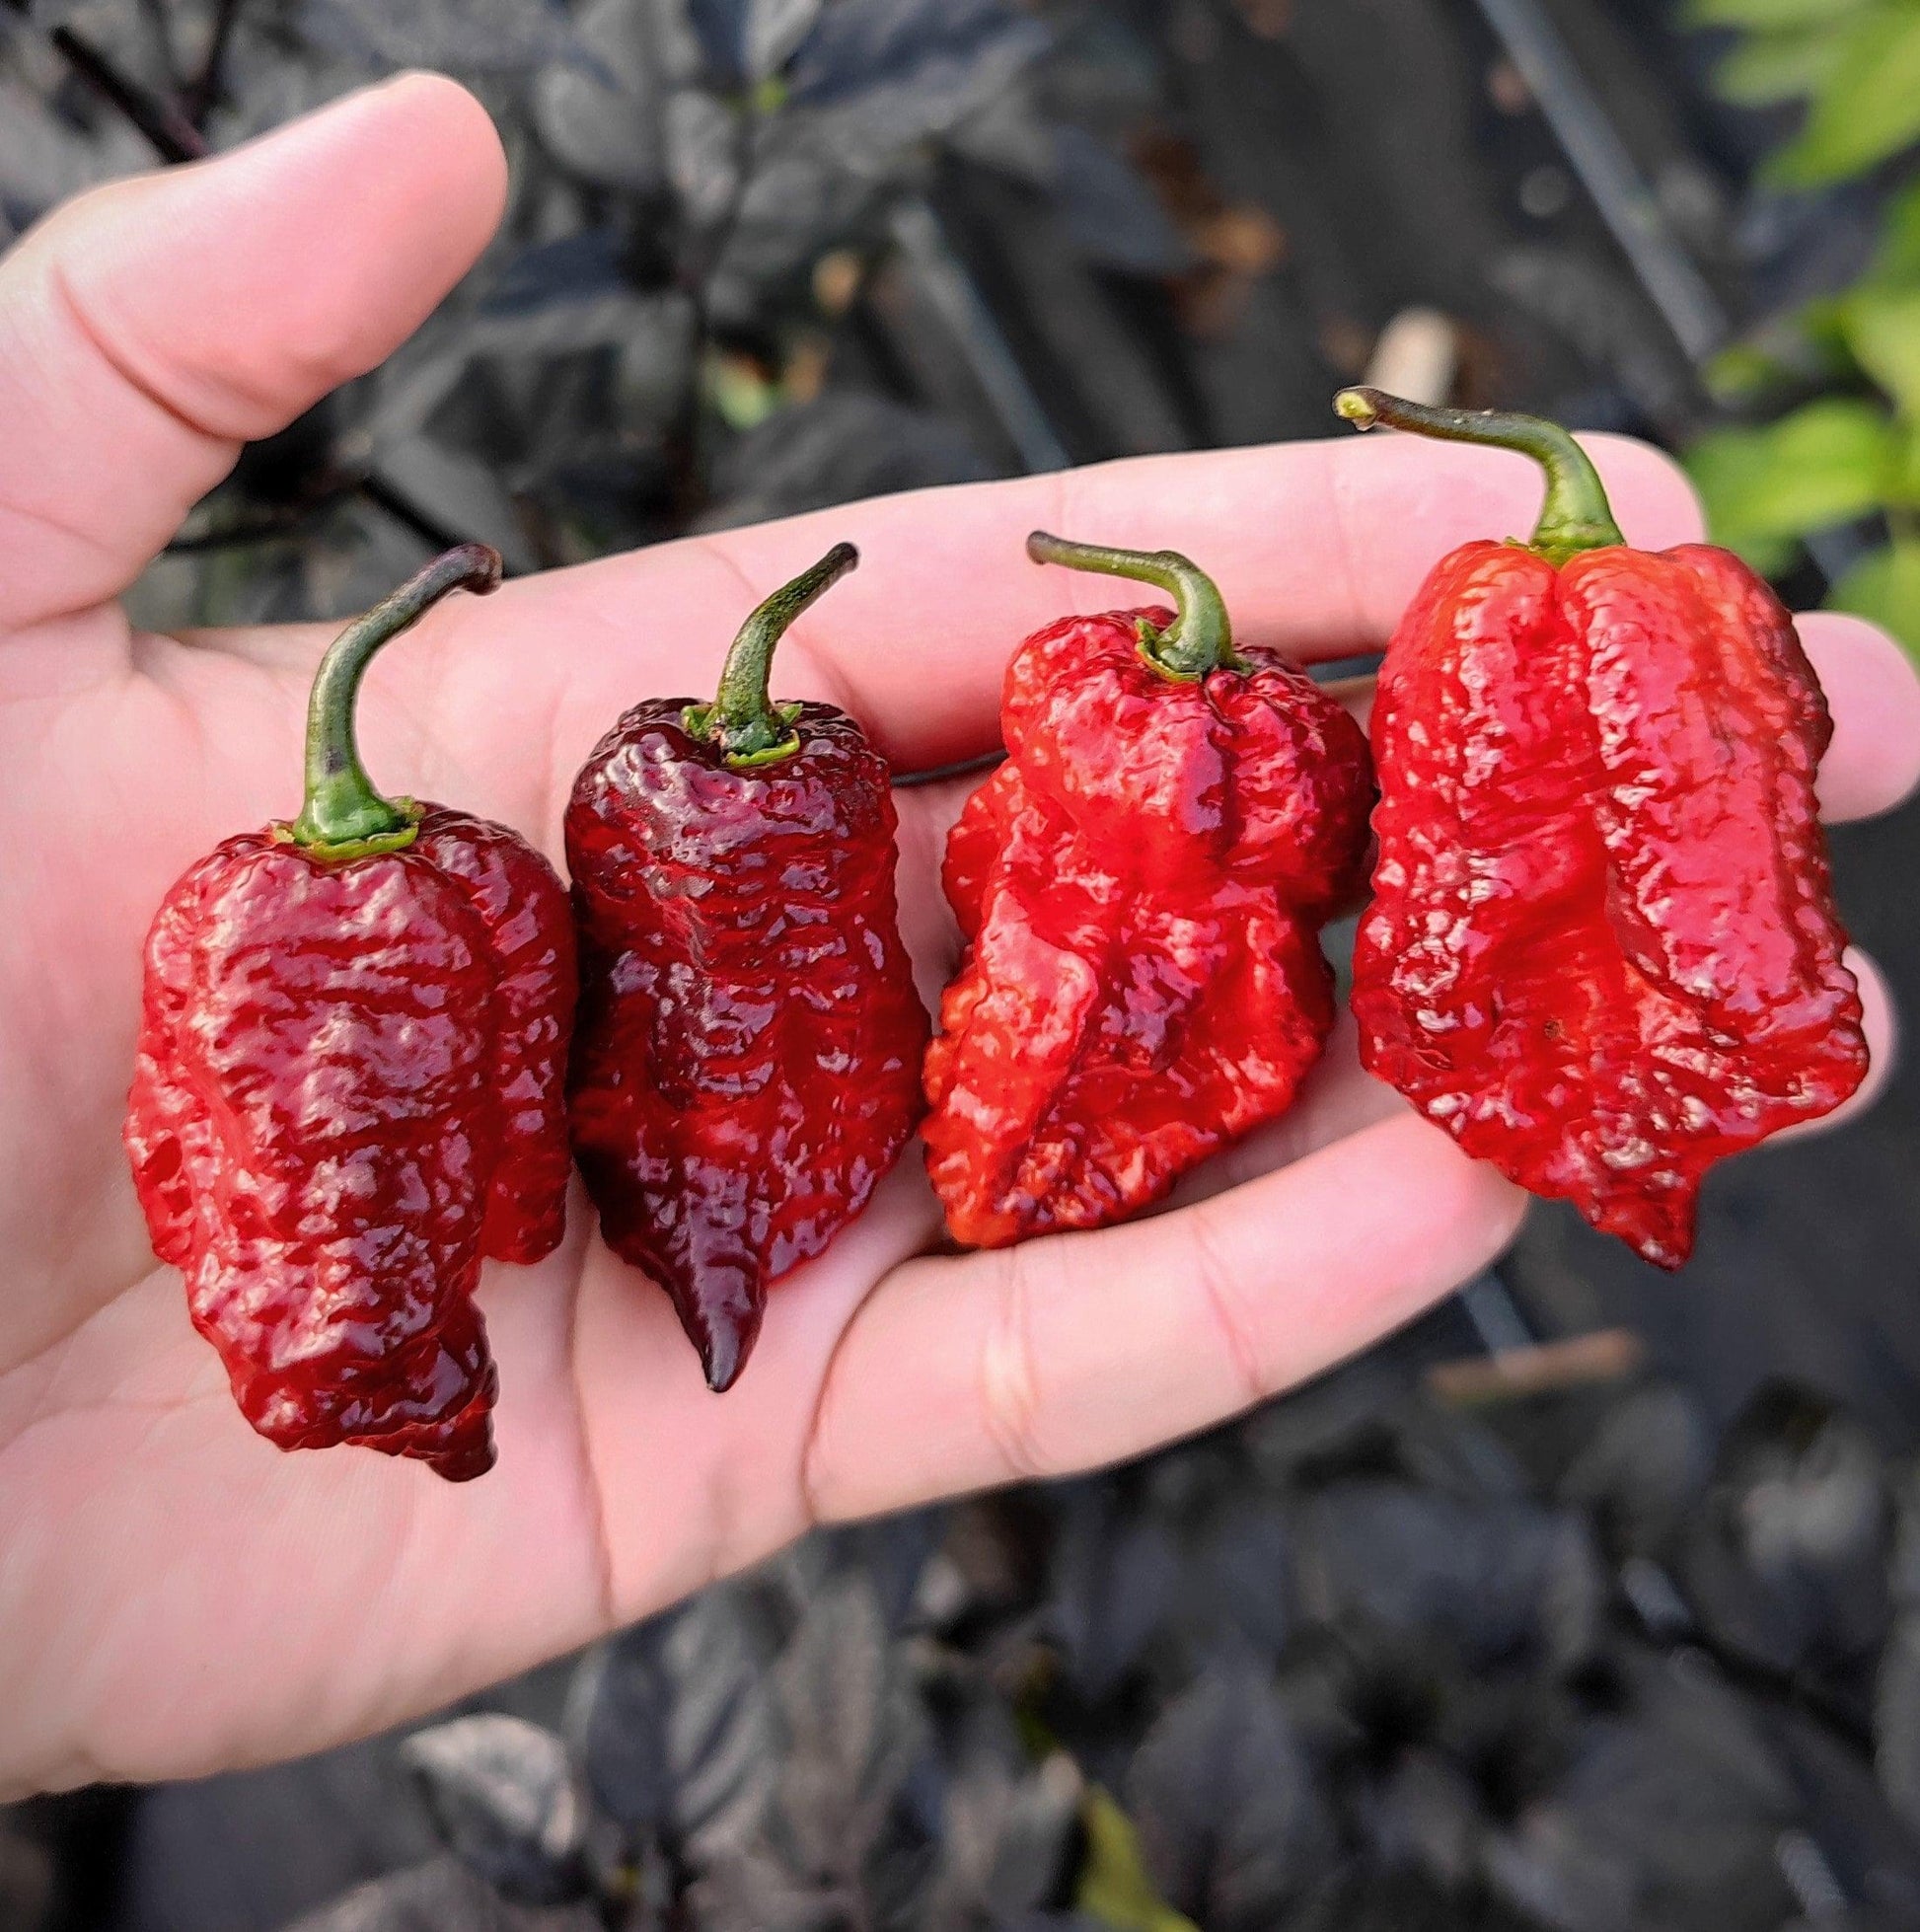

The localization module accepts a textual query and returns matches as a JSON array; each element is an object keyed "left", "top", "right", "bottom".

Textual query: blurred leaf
[
  {"left": 1685, "top": 0, "right": 1871, "bottom": 27},
  {"left": 1485, "top": 1651, "right": 1803, "bottom": 1931},
  {"left": 1295, "top": 1481, "right": 1604, "bottom": 1675},
  {"left": 665, "top": 86, "right": 743, "bottom": 232},
  {"left": 1837, "top": 286, "right": 1920, "bottom": 412},
  {"left": 1189, "top": 1490, "right": 1293, "bottom": 1661},
  {"left": 1712, "top": 26, "right": 1852, "bottom": 105},
  {"left": 1877, "top": 1611, "right": 1920, "bottom": 1831},
  {"left": 1048, "top": 1486, "right": 1186, "bottom": 1704},
  {"left": 1074, "top": 1788, "right": 1198, "bottom": 1932},
  {"left": 298, "top": 0, "right": 576, "bottom": 73},
  {"left": 532, "top": 0, "right": 668, "bottom": 193},
  {"left": 786, "top": 0, "right": 1045, "bottom": 111},
  {"left": 1126, "top": 1668, "right": 1338, "bottom": 1931},
  {"left": 1557, "top": 1381, "right": 1715, "bottom": 1561},
  {"left": 1677, "top": 1382, "right": 1892, "bottom": 1680},
  {"left": 761, "top": 1570, "right": 933, "bottom": 1896},
  {"left": 564, "top": 1589, "right": 777, "bottom": 1861},
  {"left": 370, "top": 439, "right": 536, "bottom": 575},
  {"left": 1050, "top": 123, "right": 1192, "bottom": 276},
  {"left": 1772, "top": 5, "right": 1920, "bottom": 186},
  {"left": 398, "top": 1718, "right": 590, "bottom": 1908},
  {"left": 282, "top": 1856, "right": 602, "bottom": 1929},
  {"left": 689, "top": 0, "right": 825, "bottom": 85},
  {"left": 1685, "top": 398, "right": 1897, "bottom": 571},
  {"left": 1868, "top": 176, "right": 1920, "bottom": 284},
  {"left": 918, "top": 1704, "right": 1082, "bottom": 1928},
  {"left": 1829, "top": 539, "right": 1920, "bottom": 656},
  {"left": 699, "top": 394, "right": 991, "bottom": 529}
]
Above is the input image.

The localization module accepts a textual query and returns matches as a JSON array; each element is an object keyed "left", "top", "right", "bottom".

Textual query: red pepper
[
  {"left": 923, "top": 534, "right": 1375, "bottom": 1247},
  {"left": 124, "top": 549, "right": 576, "bottom": 1481},
  {"left": 1337, "top": 388, "right": 1870, "bottom": 1268},
  {"left": 565, "top": 544, "right": 927, "bottom": 1391}
]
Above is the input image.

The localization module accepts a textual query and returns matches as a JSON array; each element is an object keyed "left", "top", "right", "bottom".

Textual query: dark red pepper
[
  {"left": 1337, "top": 388, "right": 1870, "bottom": 1268},
  {"left": 124, "top": 548, "right": 576, "bottom": 1481},
  {"left": 922, "top": 534, "right": 1375, "bottom": 1247},
  {"left": 565, "top": 544, "right": 927, "bottom": 1391}
]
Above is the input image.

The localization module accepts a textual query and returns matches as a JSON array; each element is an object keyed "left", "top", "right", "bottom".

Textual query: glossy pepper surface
[
  {"left": 1338, "top": 388, "right": 1869, "bottom": 1268},
  {"left": 125, "top": 548, "right": 576, "bottom": 1481},
  {"left": 565, "top": 544, "right": 927, "bottom": 1392},
  {"left": 923, "top": 534, "right": 1374, "bottom": 1247}
]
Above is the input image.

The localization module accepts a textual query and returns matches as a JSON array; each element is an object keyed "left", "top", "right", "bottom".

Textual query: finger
[
  {"left": 1800, "top": 615, "right": 1920, "bottom": 821},
  {"left": 1771, "top": 947, "right": 1898, "bottom": 1142},
  {"left": 504, "top": 430, "right": 1703, "bottom": 773},
  {"left": 0, "top": 75, "right": 506, "bottom": 633},
  {"left": 801, "top": 1114, "right": 1526, "bottom": 1522}
]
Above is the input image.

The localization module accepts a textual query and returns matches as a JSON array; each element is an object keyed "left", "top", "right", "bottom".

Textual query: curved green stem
[
  {"left": 285, "top": 545, "right": 502, "bottom": 859},
  {"left": 1334, "top": 387, "right": 1626, "bottom": 563},
  {"left": 686, "top": 543, "right": 858, "bottom": 766},
  {"left": 1025, "top": 531, "right": 1241, "bottom": 681}
]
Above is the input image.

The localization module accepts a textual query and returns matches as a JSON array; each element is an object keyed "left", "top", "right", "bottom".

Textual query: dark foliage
[{"left": 8, "top": 7, "right": 1914, "bottom": 1932}]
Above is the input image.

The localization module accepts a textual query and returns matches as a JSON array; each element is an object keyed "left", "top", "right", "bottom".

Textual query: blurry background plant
[
  {"left": 1682, "top": 0, "right": 1920, "bottom": 658},
  {"left": 5, "top": 3, "right": 1920, "bottom": 1929}
]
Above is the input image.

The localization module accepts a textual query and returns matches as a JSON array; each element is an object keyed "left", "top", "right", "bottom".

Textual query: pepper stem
[
  {"left": 286, "top": 545, "right": 502, "bottom": 860},
  {"left": 1333, "top": 388, "right": 1626, "bottom": 563},
  {"left": 1025, "top": 531, "right": 1242, "bottom": 681},
  {"left": 685, "top": 543, "right": 858, "bottom": 767}
]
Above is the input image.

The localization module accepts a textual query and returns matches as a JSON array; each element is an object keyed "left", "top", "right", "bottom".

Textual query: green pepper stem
[
  {"left": 1333, "top": 388, "right": 1626, "bottom": 563},
  {"left": 687, "top": 543, "right": 858, "bottom": 767},
  {"left": 1025, "top": 531, "right": 1241, "bottom": 681},
  {"left": 287, "top": 545, "right": 502, "bottom": 859}
]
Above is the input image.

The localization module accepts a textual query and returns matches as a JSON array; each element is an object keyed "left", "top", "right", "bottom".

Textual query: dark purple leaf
[
  {"left": 399, "top": 1717, "right": 589, "bottom": 1907},
  {"left": 1295, "top": 1480, "right": 1604, "bottom": 1676},
  {"left": 1678, "top": 1382, "right": 1891, "bottom": 1679},
  {"left": 785, "top": 0, "right": 1043, "bottom": 112},
  {"left": 700, "top": 394, "right": 991, "bottom": 529},
  {"left": 1126, "top": 1665, "right": 1338, "bottom": 1931},
  {"left": 1557, "top": 1380, "right": 1715, "bottom": 1562},
  {"left": 688, "top": 0, "right": 823, "bottom": 86},
  {"left": 564, "top": 1589, "right": 777, "bottom": 1862},
  {"left": 297, "top": 0, "right": 576, "bottom": 73},
  {"left": 281, "top": 1856, "right": 600, "bottom": 1930},
  {"left": 1049, "top": 123, "right": 1190, "bottom": 277},
  {"left": 1047, "top": 1484, "right": 1185, "bottom": 1704},
  {"left": 767, "top": 1571, "right": 931, "bottom": 1884}
]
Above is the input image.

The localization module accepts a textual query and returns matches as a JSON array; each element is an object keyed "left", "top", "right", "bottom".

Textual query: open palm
[{"left": 3, "top": 78, "right": 1915, "bottom": 1799}]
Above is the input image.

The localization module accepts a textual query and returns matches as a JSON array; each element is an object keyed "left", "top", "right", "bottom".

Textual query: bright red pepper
[
  {"left": 1337, "top": 389, "right": 1869, "bottom": 1268},
  {"left": 923, "top": 534, "right": 1375, "bottom": 1247},
  {"left": 565, "top": 544, "right": 927, "bottom": 1391},
  {"left": 124, "top": 549, "right": 575, "bottom": 1481}
]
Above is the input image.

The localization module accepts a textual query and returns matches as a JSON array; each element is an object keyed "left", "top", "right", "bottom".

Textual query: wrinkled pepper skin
[
  {"left": 565, "top": 546, "right": 927, "bottom": 1391},
  {"left": 123, "top": 550, "right": 575, "bottom": 1480},
  {"left": 923, "top": 536, "right": 1374, "bottom": 1247},
  {"left": 1339, "top": 390, "right": 1868, "bottom": 1268}
]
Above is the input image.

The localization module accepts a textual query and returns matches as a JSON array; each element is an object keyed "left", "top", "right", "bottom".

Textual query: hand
[{"left": 2, "top": 78, "right": 1912, "bottom": 1799}]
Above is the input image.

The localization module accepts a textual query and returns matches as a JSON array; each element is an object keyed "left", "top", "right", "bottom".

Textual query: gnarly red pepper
[
  {"left": 124, "top": 548, "right": 576, "bottom": 1481},
  {"left": 565, "top": 544, "right": 927, "bottom": 1391},
  {"left": 923, "top": 534, "right": 1374, "bottom": 1247},
  {"left": 1337, "top": 388, "right": 1869, "bottom": 1268}
]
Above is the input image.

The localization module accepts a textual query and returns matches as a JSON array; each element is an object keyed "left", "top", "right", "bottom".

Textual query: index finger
[{"left": 524, "top": 430, "right": 1705, "bottom": 775}]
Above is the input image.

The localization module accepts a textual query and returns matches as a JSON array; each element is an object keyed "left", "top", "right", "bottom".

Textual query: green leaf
[
  {"left": 1686, "top": 0, "right": 1869, "bottom": 28},
  {"left": 1713, "top": 25, "right": 1853, "bottom": 104},
  {"left": 1893, "top": 421, "right": 1920, "bottom": 504},
  {"left": 1075, "top": 1787, "right": 1200, "bottom": 1932},
  {"left": 1837, "top": 286, "right": 1920, "bottom": 413},
  {"left": 1772, "top": 6, "right": 1920, "bottom": 186},
  {"left": 1685, "top": 398, "right": 1897, "bottom": 571},
  {"left": 1866, "top": 177, "right": 1920, "bottom": 286},
  {"left": 1828, "top": 539, "right": 1920, "bottom": 657}
]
